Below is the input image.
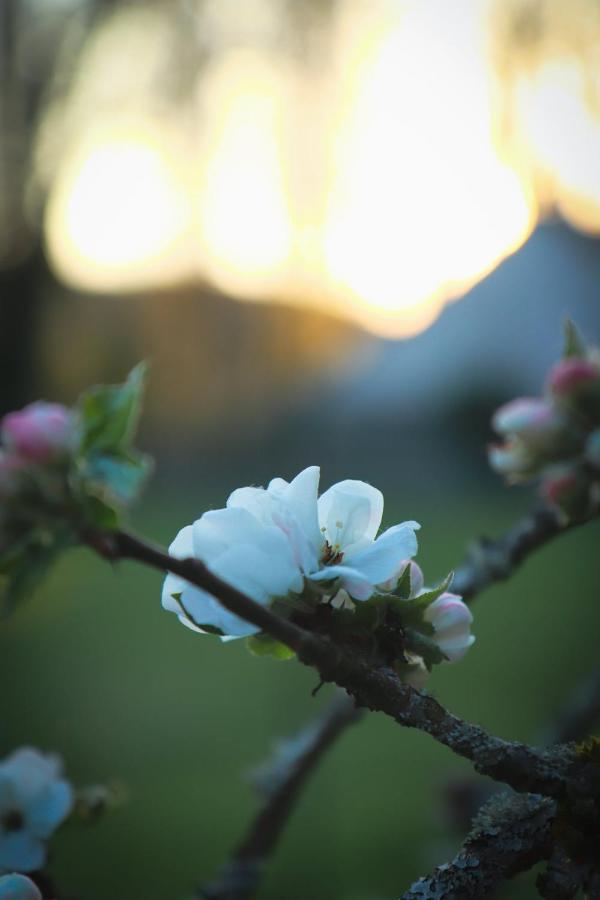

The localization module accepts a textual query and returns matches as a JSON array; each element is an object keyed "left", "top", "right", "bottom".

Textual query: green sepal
[
  {"left": 403, "top": 627, "right": 447, "bottom": 671},
  {"left": 563, "top": 319, "right": 586, "bottom": 359},
  {"left": 246, "top": 633, "right": 296, "bottom": 660},
  {"left": 78, "top": 362, "right": 148, "bottom": 455},
  {"left": 392, "top": 564, "right": 412, "bottom": 600}
]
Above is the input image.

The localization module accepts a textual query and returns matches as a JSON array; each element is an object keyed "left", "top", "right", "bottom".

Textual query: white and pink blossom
[{"left": 162, "top": 466, "right": 420, "bottom": 637}]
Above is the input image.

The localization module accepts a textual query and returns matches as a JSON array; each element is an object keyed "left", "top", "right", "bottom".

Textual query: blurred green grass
[{"left": 1, "top": 486, "right": 598, "bottom": 900}]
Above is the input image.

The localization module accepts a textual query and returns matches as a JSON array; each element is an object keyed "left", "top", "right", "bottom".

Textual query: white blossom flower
[
  {"left": 424, "top": 593, "right": 475, "bottom": 662},
  {"left": 0, "top": 749, "right": 73, "bottom": 874},
  {"left": 162, "top": 466, "right": 419, "bottom": 637},
  {"left": 0, "top": 874, "right": 42, "bottom": 900}
]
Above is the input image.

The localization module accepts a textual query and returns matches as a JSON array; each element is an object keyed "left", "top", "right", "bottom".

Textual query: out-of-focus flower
[
  {"left": 163, "top": 466, "right": 419, "bottom": 637},
  {"left": 0, "top": 748, "right": 73, "bottom": 874},
  {"left": 1, "top": 404, "right": 77, "bottom": 465},
  {"left": 424, "top": 593, "right": 475, "bottom": 662},
  {"left": 487, "top": 442, "right": 536, "bottom": 482},
  {"left": 0, "top": 874, "right": 42, "bottom": 900}
]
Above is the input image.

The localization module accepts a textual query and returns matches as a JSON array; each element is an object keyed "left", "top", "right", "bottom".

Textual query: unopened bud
[
  {"left": 1, "top": 402, "right": 77, "bottom": 464},
  {"left": 424, "top": 592, "right": 475, "bottom": 663},
  {"left": 492, "top": 397, "right": 572, "bottom": 457},
  {"left": 548, "top": 358, "right": 600, "bottom": 397},
  {"left": 487, "top": 442, "right": 536, "bottom": 481},
  {"left": 540, "top": 465, "right": 590, "bottom": 519}
]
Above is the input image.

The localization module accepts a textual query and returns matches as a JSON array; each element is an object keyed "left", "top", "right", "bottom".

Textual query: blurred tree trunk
[{"left": 0, "top": 244, "right": 48, "bottom": 414}]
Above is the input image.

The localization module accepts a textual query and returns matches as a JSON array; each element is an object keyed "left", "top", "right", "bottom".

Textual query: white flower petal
[
  {"left": 0, "top": 832, "right": 45, "bottom": 874},
  {"left": 0, "top": 874, "right": 43, "bottom": 900},
  {"left": 24, "top": 781, "right": 73, "bottom": 839},
  {"left": 1, "top": 751, "right": 60, "bottom": 810},
  {"left": 317, "top": 480, "right": 384, "bottom": 548},
  {"left": 310, "top": 564, "right": 374, "bottom": 601},
  {"left": 343, "top": 522, "right": 420, "bottom": 588},
  {"left": 269, "top": 466, "right": 321, "bottom": 550},
  {"left": 226, "top": 486, "right": 277, "bottom": 526},
  {"left": 177, "top": 586, "right": 259, "bottom": 638}
]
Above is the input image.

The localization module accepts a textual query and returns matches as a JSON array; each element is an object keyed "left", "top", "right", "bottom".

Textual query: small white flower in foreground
[
  {"left": 0, "top": 874, "right": 42, "bottom": 900},
  {"left": 425, "top": 593, "right": 475, "bottom": 662},
  {"left": 163, "top": 466, "right": 419, "bottom": 638},
  {"left": 0, "top": 749, "right": 73, "bottom": 874}
]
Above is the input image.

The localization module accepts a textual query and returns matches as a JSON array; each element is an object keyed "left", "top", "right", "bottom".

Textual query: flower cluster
[
  {"left": 0, "top": 366, "right": 150, "bottom": 616},
  {"left": 489, "top": 323, "right": 600, "bottom": 519},
  {"left": 163, "top": 467, "right": 474, "bottom": 675},
  {"left": 0, "top": 748, "right": 73, "bottom": 875}
]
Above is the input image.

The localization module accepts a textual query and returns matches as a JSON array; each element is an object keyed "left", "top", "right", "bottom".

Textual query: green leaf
[
  {"left": 0, "top": 527, "right": 74, "bottom": 618},
  {"left": 408, "top": 572, "right": 454, "bottom": 610},
  {"left": 563, "top": 319, "right": 585, "bottom": 359},
  {"left": 83, "top": 450, "right": 151, "bottom": 504},
  {"left": 246, "top": 634, "right": 296, "bottom": 660},
  {"left": 403, "top": 627, "right": 446, "bottom": 670},
  {"left": 79, "top": 362, "right": 148, "bottom": 455},
  {"left": 78, "top": 495, "right": 120, "bottom": 530}
]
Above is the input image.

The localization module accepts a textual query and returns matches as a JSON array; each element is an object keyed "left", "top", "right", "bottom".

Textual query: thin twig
[
  {"left": 402, "top": 793, "right": 555, "bottom": 899},
  {"left": 200, "top": 694, "right": 362, "bottom": 899},
  {"left": 84, "top": 528, "right": 600, "bottom": 803},
  {"left": 452, "top": 505, "right": 597, "bottom": 602}
]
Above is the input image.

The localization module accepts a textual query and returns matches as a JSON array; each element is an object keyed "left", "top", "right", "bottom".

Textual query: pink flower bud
[
  {"left": 424, "top": 592, "right": 475, "bottom": 662},
  {"left": 1, "top": 402, "right": 76, "bottom": 463},
  {"left": 547, "top": 358, "right": 600, "bottom": 396},
  {"left": 540, "top": 465, "right": 590, "bottom": 519}
]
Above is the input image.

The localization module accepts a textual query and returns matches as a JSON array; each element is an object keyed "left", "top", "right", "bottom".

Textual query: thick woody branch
[
  {"left": 200, "top": 694, "right": 361, "bottom": 899},
  {"left": 85, "top": 529, "right": 600, "bottom": 803},
  {"left": 452, "top": 505, "right": 595, "bottom": 602},
  {"left": 402, "top": 793, "right": 555, "bottom": 899}
]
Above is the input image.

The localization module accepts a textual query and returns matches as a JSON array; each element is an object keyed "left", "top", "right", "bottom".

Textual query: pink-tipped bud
[
  {"left": 540, "top": 465, "right": 590, "bottom": 519},
  {"left": 585, "top": 429, "right": 600, "bottom": 470},
  {"left": 547, "top": 358, "right": 600, "bottom": 396},
  {"left": 492, "top": 397, "right": 554, "bottom": 436},
  {"left": 1, "top": 402, "right": 77, "bottom": 463},
  {"left": 424, "top": 592, "right": 475, "bottom": 663},
  {"left": 379, "top": 559, "right": 424, "bottom": 595}
]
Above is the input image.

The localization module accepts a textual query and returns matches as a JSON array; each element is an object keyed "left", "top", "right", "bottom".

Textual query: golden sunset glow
[{"left": 41, "top": 0, "right": 600, "bottom": 337}]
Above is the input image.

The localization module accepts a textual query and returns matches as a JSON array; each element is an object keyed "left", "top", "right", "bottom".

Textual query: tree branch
[
  {"left": 452, "top": 505, "right": 596, "bottom": 602},
  {"left": 199, "top": 694, "right": 361, "bottom": 899},
  {"left": 84, "top": 529, "right": 600, "bottom": 803},
  {"left": 402, "top": 793, "right": 555, "bottom": 899}
]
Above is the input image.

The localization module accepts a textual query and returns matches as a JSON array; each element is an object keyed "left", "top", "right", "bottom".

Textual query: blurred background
[{"left": 1, "top": 0, "right": 600, "bottom": 897}]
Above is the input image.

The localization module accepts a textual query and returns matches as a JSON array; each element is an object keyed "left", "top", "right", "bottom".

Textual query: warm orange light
[
  {"left": 45, "top": 124, "right": 194, "bottom": 292},
  {"left": 42, "top": 1, "right": 600, "bottom": 338}
]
